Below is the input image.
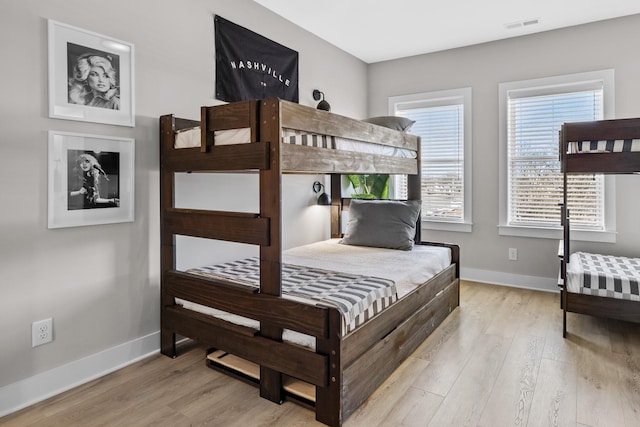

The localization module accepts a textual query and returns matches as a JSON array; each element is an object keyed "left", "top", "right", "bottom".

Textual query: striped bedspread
[
  {"left": 569, "top": 139, "right": 640, "bottom": 154},
  {"left": 567, "top": 252, "right": 640, "bottom": 301},
  {"left": 188, "top": 257, "right": 398, "bottom": 333}
]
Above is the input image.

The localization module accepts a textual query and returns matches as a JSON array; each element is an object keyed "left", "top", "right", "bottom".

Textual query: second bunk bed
[
  {"left": 559, "top": 117, "right": 640, "bottom": 337},
  {"left": 159, "top": 98, "right": 460, "bottom": 426}
]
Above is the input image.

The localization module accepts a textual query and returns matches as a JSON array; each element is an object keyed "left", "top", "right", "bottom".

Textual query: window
[
  {"left": 498, "top": 70, "right": 616, "bottom": 242},
  {"left": 389, "top": 88, "right": 472, "bottom": 232}
]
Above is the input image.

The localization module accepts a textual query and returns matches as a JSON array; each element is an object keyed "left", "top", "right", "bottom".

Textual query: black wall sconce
[
  {"left": 313, "top": 89, "right": 331, "bottom": 111},
  {"left": 313, "top": 181, "right": 331, "bottom": 205}
]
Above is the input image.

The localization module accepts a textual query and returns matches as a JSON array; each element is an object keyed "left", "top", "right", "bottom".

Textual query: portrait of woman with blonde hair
[
  {"left": 68, "top": 47, "right": 120, "bottom": 110},
  {"left": 68, "top": 151, "right": 119, "bottom": 210}
]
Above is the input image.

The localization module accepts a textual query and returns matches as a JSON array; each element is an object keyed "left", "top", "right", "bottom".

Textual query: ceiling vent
[{"left": 505, "top": 18, "right": 540, "bottom": 30}]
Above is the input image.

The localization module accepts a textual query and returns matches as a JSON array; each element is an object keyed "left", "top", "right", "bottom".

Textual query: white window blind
[
  {"left": 507, "top": 88, "right": 604, "bottom": 229},
  {"left": 400, "top": 104, "right": 464, "bottom": 221}
]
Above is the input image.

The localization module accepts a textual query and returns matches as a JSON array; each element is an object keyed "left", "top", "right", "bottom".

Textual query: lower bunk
[
  {"left": 161, "top": 240, "right": 460, "bottom": 426},
  {"left": 561, "top": 251, "right": 640, "bottom": 337}
]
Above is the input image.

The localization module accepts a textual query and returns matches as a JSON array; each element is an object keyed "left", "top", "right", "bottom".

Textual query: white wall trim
[
  {"left": 0, "top": 331, "right": 160, "bottom": 418},
  {"left": 461, "top": 267, "right": 559, "bottom": 293}
]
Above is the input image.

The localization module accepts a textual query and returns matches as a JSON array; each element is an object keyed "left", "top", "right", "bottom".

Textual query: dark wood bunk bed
[
  {"left": 159, "top": 98, "right": 460, "bottom": 426},
  {"left": 559, "top": 117, "right": 640, "bottom": 337}
]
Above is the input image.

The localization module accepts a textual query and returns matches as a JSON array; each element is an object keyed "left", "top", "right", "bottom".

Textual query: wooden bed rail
[
  {"left": 279, "top": 99, "right": 418, "bottom": 150},
  {"left": 562, "top": 117, "right": 640, "bottom": 141},
  {"left": 201, "top": 100, "right": 259, "bottom": 152},
  {"left": 163, "top": 208, "right": 269, "bottom": 245},
  {"left": 560, "top": 118, "right": 640, "bottom": 173},
  {"left": 162, "top": 305, "right": 329, "bottom": 387},
  {"left": 164, "top": 271, "right": 331, "bottom": 338},
  {"left": 162, "top": 142, "right": 270, "bottom": 172}
]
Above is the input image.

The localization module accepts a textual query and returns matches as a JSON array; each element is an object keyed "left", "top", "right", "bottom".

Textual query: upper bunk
[
  {"left": 559, "top": 117, "right": 640, "bottom": 174},
  {"left": 160, "top": 98, "right": 420, "bottom": 176}
]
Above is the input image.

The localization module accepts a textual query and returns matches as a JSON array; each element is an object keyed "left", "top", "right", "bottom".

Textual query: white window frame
[
  {"left": 498, "top": 69, "right": 616, "bottom": 243},
  {"left": 389, "top": 88, "right": 472, "bottom": 233}
]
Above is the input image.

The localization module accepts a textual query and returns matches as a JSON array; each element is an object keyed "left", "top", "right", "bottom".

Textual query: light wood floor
[{"left": 2, "top": 281, "right": 639, "bottom": 427}]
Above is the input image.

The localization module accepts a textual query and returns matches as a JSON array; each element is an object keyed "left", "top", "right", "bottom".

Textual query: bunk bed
[
  {"left": 558, "top": 117, "right": 640, "bottom": 337},
  {"left": 159, "top": 98, "right": 460, "bottom": 427}
]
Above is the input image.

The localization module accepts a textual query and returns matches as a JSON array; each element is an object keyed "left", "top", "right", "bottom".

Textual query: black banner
[{"left": 215, "top": 15, "right": 299, "bottom": 103}]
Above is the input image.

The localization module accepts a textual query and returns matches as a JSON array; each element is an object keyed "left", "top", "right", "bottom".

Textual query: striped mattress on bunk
[
  {"left": 567, "top": 252, "right": 640, "bottom": 301},
  {"left": 569, "top": 139, "right": 640, "bottom": 154},
  {"left": 282, "top": 129, "right": 336, "bottom": 149},
  {"left": 174, "top": 127, "right": 417, "bottom": 158},
  {"left": 188, "top": 257, "right": 397, "bottom": 333}
]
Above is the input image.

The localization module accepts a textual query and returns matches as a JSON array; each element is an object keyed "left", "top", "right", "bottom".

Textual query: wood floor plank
[
  {"left": 32, "top": 353, "right": 215, "bottom": 427},
  {"left": 409, "top": 316, "right": 483, "bottom": 396},
  {"left": 514, "top": 290, "right": 560, "bottom": 339},
  {"left": 267, "top": 403, "right": 323, "bottom": 427},
  {"left": 576, "top": 342, "right": 626, "bottom": 427},
  {"left": 616, "top": 355, "right": 640, "bottom": 427},
  {"left": 527, "top": 358, "right": 577, "bottom": 427},
  {"left": 410, "top": 290, "right": 499, "bottom": 397},
  {"left": 426, "top": 334, "right": 512, "bottom": 427},
  {"left": 542, "top": 329, "right": 586, "bottom": 365},
  {"left": 608, "top": 319, "right": 640, "bottom": 357},
  {"left": 484, "top": 287, "right": 533, "bottom": 338},
  {"left": 478, "top": 334, "right": 545, "bottom": 427},
  {"left": 379, "top": 386, "right": 442, "bottom": 427},
  {"left": 344, "top": 355, "right": 429, "bottom": 427}
]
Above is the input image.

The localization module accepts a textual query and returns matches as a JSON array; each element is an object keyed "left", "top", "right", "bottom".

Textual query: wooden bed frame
[
  {"left": 558, "top": 117, "right": 640, "bottom": 337},
  {"left": 159, "top": 98, "right": 460, "bottom": 426}
]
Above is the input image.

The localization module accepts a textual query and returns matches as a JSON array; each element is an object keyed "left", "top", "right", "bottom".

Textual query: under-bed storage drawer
[{"left": 341, "top": 278, "right": 459, "bottom": 419}]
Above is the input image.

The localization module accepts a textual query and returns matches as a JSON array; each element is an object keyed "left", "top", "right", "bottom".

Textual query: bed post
[
  {"left": 159, "top": 115, "right": 177, "bottom": 357},
  {"left": 330, "top": 174, "right": 341, "bottom": 238},
  {"left": 560, "top": 126, "right": 569, "bottom": 338},
  {"left": 408, "top": 135, "right": 422, "bottom": 242},
  {"left": 315, "top": 308, "right": 343, "bottom": 427},
  {"left": 258, "top": 98, "right": 284, "bottom": 403}
]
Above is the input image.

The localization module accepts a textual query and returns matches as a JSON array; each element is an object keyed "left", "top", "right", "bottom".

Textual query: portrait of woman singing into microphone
[{"left": 67, "top": 150, "right": 120, "bottom": 210}]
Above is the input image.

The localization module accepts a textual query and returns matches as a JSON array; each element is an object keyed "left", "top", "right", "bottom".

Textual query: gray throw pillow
[
  {"left": 341, "top": 199, "right": 421, "bottom": 250},
  {"left": 362, "top": 116, "right": 416, "bottom": 132}
]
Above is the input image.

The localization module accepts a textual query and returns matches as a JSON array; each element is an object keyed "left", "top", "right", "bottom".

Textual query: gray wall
[
  {"left": 0, "top": 0, "right": 366, "bottom": 393},
  {"left": 368, "top": 14, "right": 640, "bottom": 288}
]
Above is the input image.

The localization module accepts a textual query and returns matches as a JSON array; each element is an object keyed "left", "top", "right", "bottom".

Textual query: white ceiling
[{"left": 254, "top": 0, "right": 640, "bottom": 63}]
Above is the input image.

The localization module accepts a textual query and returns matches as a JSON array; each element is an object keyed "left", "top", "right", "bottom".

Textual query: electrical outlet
[
  {"left": 508, "top": 248, "right": 518, "bottom": 261},
  {"left": 32, "top": 318, "right": 53, "bottom": 347}
]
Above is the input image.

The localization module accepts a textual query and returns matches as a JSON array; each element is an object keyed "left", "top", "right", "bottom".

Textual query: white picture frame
[
  {"left": 48, "top": 19, "right": 135, "bottom": 127},
  {"left": 48, "top": 131, "right": 135, "bottom": 228}
]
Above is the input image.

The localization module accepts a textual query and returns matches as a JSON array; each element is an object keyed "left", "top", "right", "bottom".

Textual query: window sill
[
  {"left": 497, "top": 225, "right": 616, "bottom": 243},
  {"left": 423, "top": 221, "right": 472, "bottom": 233}
]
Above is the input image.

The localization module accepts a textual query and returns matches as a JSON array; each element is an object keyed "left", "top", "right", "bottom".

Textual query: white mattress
[
  {"left": 174, "top": 127, "right": 417, "bottom": 158},
  {"left": 178, "top": 239, "right": 451, "bottom": 345},
  {"left": 279, "top": 239, "right": 450, "bottom": 298},
  {"left": 174, "top": 127, "right": 249, "bottom": 148}
]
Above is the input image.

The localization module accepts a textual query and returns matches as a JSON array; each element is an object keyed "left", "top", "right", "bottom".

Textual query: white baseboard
[
  {"left": 0, "top": 331, "right": 160, "bottom": 418},
  {"left": 461, "top": 267, "right": 559, "bottom": 293}
]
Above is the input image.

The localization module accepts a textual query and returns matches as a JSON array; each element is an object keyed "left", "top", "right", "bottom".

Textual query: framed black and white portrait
[
  {"left": 48, "top": 20, "right": 135, "bottom": 127},
  {"left": 48, "top": 131, "right": 135, "bottom": 228}
]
